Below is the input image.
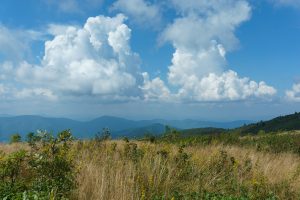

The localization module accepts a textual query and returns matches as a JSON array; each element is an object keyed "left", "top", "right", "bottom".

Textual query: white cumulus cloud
[
  {"left": 141, "top": 0, "right": 277, "bottom": 102},
  {"left": 0, "top": 26, "right": 43, "bottom": 62},
  {"left": 140, "top": 72, "right": 171, "bottom": 101},
  {"left": 286, "top": 83, "right": 300, "bottom": 102},
  {"left": 176, "top": 70, "right": 276, "bottom": 102},
  {"left": 0, "top": 2, "right": 278, "bottom": 104},
  {"left": 111, "top": 0, "right": 162, "bottom": 27},
  {"left": 1, "top": 14, "right": 144, "bottom": 101}
]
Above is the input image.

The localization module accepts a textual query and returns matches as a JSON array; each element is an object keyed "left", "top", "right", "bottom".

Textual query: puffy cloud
[
  {"left": 176, "top": 70, "right": 276, "bottom": 102},
  {"left": 140, "top": 72, "right": 171, "bottom": 101},
  {"left": 161, "top": 0, "right": 251, "bottom": 51},
  {"left": 143, "top": 0, "right": 276, "bottom": 102},
  {"left": 46, "top": 24, "right": 79, "bottom": 36},
  {"left": 111, "top": 0, "right": 161, "bottom": 27},
  {"left": 2, "top": 14, "right": 144, "bottom": 101},
  {"left": 0, "top": 3, "right": 278, "bottom": 104},
  {"left": 167, "top": 42, "right": 226, "bottom": 86},
  {"left": 0, "top": 62, "right": 54, "bottom": 101},
  {"left": 286, "top": 83, "right": 300, "bottom": 102},
  {"left": 0, "top": 26, "right": 42, "bottom": 62}
]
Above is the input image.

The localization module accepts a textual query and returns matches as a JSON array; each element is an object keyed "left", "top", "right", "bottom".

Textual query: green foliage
[
  {"left": 0, "top": 130, "right": 76, "bottom": 199},
  {"left": 10, "top": 133, "right": 22, "bottom": 143}
]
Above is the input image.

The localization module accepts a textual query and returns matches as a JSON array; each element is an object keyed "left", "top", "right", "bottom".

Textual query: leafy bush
[{"left": 0, "top": 130, "right": 76, "bottom": 199}]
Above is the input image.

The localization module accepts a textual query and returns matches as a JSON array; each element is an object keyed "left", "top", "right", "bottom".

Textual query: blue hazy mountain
[
  {"left": 114, "top": 123, "right": 166, "bottom": 139},
  {"left": 139, "top": 119, "right": 252, "bottom": 129},
  {"left": 0, "top": 115, "right": 81, "bottom": 141},
  {"left": 0, "top": 115, "right": 252, "bottom": 141}
]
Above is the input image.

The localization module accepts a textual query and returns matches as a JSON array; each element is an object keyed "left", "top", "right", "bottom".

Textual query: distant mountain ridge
[
  {"left": 142, "top": 119, "right": 252, "bottom": 129},
  {"left": 236, "top": 112, "right": 300, "bottom": 134},
  {"left": 1, "top": 112, "right": 299, "bottom": 141},
  {"left": 0, "top": 115, "right": 252, "bottom": 141},
  {"left": 180, "top": 112, "right": 300, "bottom": 136}
]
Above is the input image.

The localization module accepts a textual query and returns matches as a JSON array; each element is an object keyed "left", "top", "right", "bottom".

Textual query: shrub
[
  {"left": 9, "top": 133, "right": 22, "bottom": 144},
  {"left": 0, "top": 130, "right": 76, "bottom": 199}
]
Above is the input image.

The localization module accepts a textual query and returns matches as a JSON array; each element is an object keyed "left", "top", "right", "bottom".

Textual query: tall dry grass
[
  {"left": 1, "top": 140, "right": 299, "bottom": 199},
  {"left": 0, "top": 142, "right": 28, "bottom": 154},
  {"left": 72, "top": 141, "right": 300, "bottom": 200}
]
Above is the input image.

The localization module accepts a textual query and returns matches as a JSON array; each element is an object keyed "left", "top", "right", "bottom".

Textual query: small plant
[{"left": 9, "top": 133, "right": 22, "bottom": 144}]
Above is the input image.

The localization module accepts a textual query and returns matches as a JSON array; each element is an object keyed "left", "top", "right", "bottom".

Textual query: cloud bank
[{"left": 0, "top": 0, "right": 278, "bottom": 104}]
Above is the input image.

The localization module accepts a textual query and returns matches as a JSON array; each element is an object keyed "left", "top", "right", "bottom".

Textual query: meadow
[{"left": 0, "top": 130, "right": 300, "bottom": 200}]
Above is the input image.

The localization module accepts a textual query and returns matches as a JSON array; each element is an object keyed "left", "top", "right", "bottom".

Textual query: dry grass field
[
  {"left": 1, "top": 131, "right": 300, "bottom": 199},
  {"left": 73, "top": 141, "right": 300, "bottom": 200}
]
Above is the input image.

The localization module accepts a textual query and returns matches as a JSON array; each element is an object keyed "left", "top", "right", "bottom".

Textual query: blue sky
[{"left": 0, "top": 0, "right": 299, "bottom": 121}]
